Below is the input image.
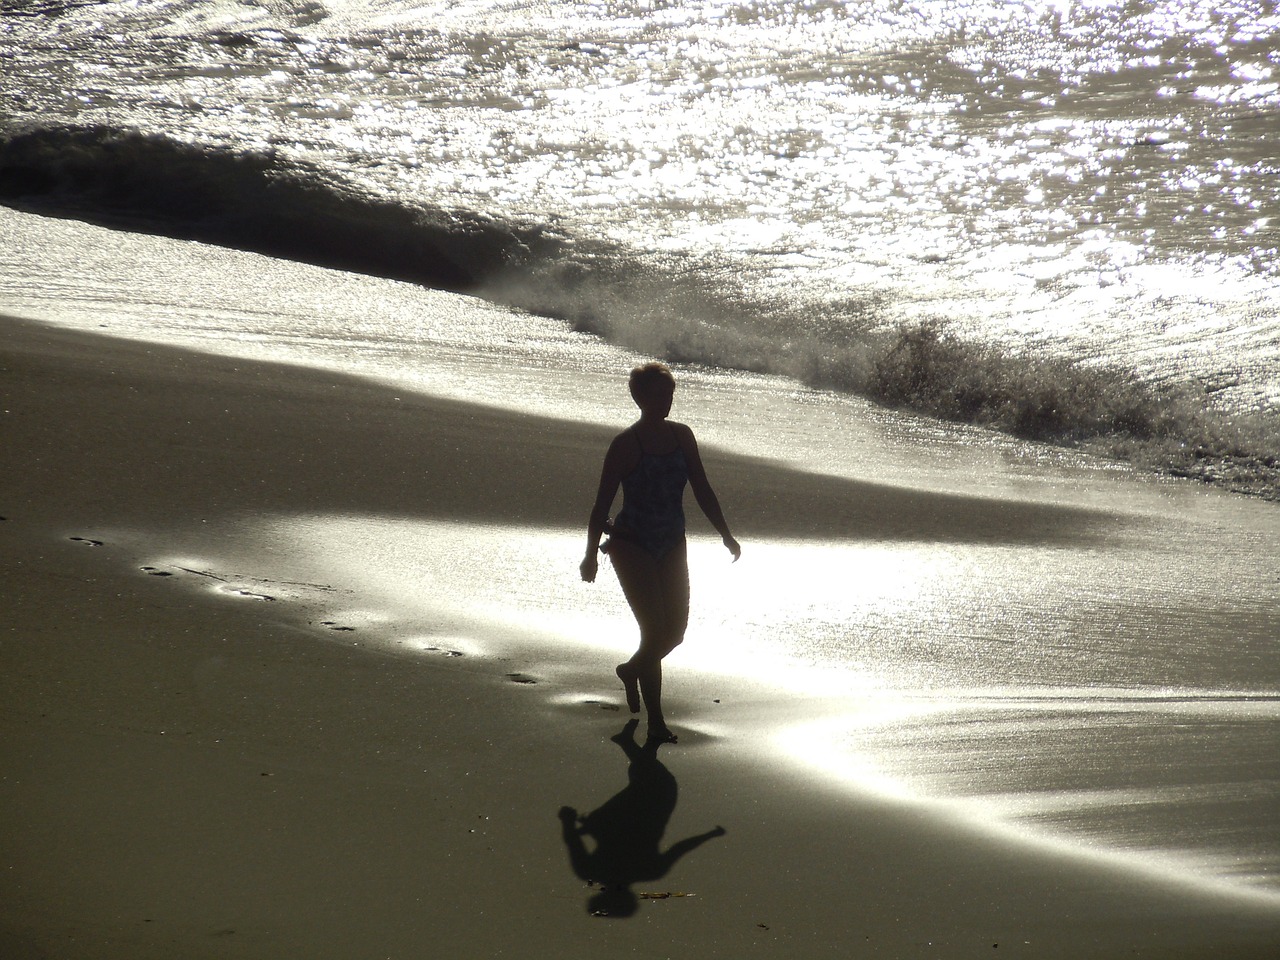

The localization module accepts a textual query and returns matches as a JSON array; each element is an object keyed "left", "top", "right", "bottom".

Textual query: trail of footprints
[{"left": 69, "top": 534, "right": 632, "bottom": 706}]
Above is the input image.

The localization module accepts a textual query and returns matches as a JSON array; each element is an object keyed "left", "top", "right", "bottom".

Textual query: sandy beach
[{"left": 3, "top": 314, "right": 1279, "bottom": 959}]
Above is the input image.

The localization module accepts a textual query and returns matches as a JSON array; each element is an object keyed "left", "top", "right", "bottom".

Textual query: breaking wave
[
  {"left": 0, "top": 123, "right": 555, "bottom": 291},
  {"left": 487, "top": 257, "right": 1280, "bottom": 500}
]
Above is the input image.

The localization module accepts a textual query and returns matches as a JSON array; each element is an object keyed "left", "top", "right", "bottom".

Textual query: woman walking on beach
[{"left": 581, "top": 362, "right": 740, "bottom": 743}]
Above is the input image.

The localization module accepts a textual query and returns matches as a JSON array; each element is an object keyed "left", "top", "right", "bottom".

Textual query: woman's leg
[
  {"left": 609, "top": 539, "right": 690, "bottom": 737},
  {"left": 608, "top": 539, "right": 661, "bottom": 715}
]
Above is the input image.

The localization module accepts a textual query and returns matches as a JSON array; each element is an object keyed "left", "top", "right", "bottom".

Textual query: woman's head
[{"left": 629, "top": 362, "right": 676, "bottom": 414}]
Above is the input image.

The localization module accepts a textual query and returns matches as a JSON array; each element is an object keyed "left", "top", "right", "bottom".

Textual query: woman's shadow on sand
[{"left": 559, "top": 720, "right": 725, "bottom": 918}]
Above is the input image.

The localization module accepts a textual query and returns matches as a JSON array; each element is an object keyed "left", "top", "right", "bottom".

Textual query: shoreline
[
  {"left": 0, "top": 314, "right": 1118, "bottom": 545},
  {"left": 3, "top": 315, "right": 1278, "bottom": 958}
]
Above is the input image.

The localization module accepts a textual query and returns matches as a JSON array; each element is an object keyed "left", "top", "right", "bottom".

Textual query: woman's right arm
[{"left": 581, "top": 435, "right": 627, "bottom": 582}]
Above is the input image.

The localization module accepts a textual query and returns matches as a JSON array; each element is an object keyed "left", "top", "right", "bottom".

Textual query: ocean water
[
  {"left": 2, "top": 0, "right": 1279, "bottom": 488},
  {"left": 3, "top": 0, "right": 1279, "bottom": 901}
]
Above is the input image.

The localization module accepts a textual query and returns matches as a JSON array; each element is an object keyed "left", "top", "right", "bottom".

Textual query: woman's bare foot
[
  {"left": 615, "top": 663, "right": 640, "bottom": 713},
  {"left": 647, "top": 721, "right": 677, "bottom": 744}
]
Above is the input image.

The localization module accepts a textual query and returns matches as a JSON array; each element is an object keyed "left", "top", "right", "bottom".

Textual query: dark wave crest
[
  {"left": 0, "top": 1, "right": 113, "bottom": 17},
  {"left": 0, "top": 123, "right": 557, "bottom": 291}
]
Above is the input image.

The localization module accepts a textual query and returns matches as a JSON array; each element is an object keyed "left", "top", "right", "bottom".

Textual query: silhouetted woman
[{"left": 580, "top": 362, "right": 740, "bottom": 743}]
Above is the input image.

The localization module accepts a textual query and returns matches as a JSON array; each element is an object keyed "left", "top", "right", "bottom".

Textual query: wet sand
[{"left": 3, "top": 315, "right": 1278, "bottom": 959}]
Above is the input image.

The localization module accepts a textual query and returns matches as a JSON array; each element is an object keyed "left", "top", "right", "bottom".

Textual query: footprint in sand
[
  {"left": 320, "top": 622, "right": 355, "bottom": 631},
  {"left": 506, "top": 673, "right": 538, "bottom": 685},
  {"left": 69, "top": 536, "right": 103, "bottom": 546},
  {"left": 138, "top": 565, "right": 273, "bottom": 602},
  {"left": 583, "top": 699, "right": 622, "bottom": 712},
  {"left": 416, "top": 644, "right": 466, "bottom": 657},
  {"left": 225, "top": 587, "right": 274, "bottom": 602}
]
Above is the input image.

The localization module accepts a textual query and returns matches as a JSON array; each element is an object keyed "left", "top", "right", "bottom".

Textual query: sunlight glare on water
[{"left": 3, "top": 0, "right": 1278, "bottom": 405}]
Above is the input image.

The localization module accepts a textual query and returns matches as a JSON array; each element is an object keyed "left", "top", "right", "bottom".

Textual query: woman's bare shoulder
[
  {"left": 670, "top": 421, "right": 703, "bottom": 458},
  {"left": 669, "top": 420, "right": 697, "bottom": 442},
  {"left": 609, "top": 424, "right": 639, "bottom": 448},
  {"left": 603, "top": 425, "right": 641, "bottom": 473}
]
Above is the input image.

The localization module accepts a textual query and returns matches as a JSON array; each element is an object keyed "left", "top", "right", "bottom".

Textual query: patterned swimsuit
[{"left": 611, "top": 426, "right": 689, "bottom": 560}]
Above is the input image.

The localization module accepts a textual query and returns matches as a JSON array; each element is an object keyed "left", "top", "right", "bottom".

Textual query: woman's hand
[
  {"left": 580, "top": 553, "right": 599, "bottom": 582},
  {"left": 723, "top": 535, "right": 741, "bottom": 562}
]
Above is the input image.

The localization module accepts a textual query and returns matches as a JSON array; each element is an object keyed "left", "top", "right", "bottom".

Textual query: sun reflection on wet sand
[
  {"left": 777, "top": 691, "right": 1280, "bottom": 901},
  {"left": 227, "top": 504, "right": 1280, "bottom": 895}
]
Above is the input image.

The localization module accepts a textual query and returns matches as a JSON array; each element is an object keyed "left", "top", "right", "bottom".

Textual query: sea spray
[
  {"left": 864, "top": 323, "right": 1280, "bottom": 498},
  {"left": 488, "top": 249, "right": 1280, "bottom": 499}
]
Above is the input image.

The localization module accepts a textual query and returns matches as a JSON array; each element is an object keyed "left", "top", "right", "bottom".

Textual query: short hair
[{"left": 628, "top": 362, "right": 676, "bottom": 404}]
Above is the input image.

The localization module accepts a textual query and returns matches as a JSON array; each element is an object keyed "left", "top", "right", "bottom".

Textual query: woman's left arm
[{"left": 677, "top": 424, "right": 741, "bottom": 560}]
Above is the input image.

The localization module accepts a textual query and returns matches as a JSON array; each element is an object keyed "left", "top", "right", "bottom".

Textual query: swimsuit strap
[{"left": 631, "top": 422, "right": 678, "bottom": 458}]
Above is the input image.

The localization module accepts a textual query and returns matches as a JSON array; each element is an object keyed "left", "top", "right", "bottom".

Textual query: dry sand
[{"left": 3, "top": 315, "right": 1278, "bottom": 959}]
